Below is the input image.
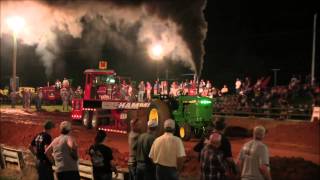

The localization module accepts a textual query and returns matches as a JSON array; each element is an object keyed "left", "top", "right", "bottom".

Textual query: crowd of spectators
[
  {"left": 33, "top": 118, "right": 271, "bottom": 180},
  {"left": 114, "top": 75, "right": 319, "bottom": 116}
]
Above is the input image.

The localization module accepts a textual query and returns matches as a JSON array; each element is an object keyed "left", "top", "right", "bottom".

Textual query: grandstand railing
[{"left": 212, "top": 95, "right": 313, "bottom": 120}]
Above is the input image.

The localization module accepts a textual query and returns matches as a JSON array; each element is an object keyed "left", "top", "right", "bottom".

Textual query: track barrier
[
  {"left": 311, "top": 107, "right": 320, "bottom": 122},
  {"left": 0, "top": 145, "right": 25, "bottom": 170},
  {"left": 0, "top": 145, "right": 128, "bottom": 180}
]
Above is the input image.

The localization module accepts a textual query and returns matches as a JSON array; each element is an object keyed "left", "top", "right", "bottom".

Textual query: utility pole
[
  {"left": 272, "top": 69, "right": 280, "bottom": 87},
  {"left": 165, "top": 69, "right": 169, "bottom": 80},
  {"left": 311, "top": 13, "right": 317, "bottom": 86}
]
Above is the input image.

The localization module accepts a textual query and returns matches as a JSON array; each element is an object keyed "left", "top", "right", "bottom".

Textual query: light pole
[
  {"left": 271, "top": 69, "right": 280, "bottom": 87},
  {"left": 148, "top": 44, "right": 163, "bottom": 80},
  {"left": 6, "top": 16, "right": 25, "bottom": 107},
  {"left": 311, "top": 13, "right": 317, "bottom": 86}
]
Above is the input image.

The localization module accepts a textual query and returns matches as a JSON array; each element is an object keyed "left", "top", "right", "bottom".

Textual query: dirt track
[{"left": 0, "top": 108, "right": 319, "bottom": 179}]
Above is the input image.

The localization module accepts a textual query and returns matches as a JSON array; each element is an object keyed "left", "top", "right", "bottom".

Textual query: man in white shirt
[
  {"left": 237, "top": 126, "right": 272, "bottom": 180},
  {"left": 149, "top": 119, "right": 186, "bottom": 180}
]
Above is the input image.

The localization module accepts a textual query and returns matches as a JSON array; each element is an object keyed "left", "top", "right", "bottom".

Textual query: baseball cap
[
  {"left": 147, "top": 120, "right": 158, "bottom": 128},
  {"left": 60, "top": 121, "right": 72, "bottom": 132},
  {"left": 44, "top": 120, "right": 55, "bottom": 130},
  {"left": 164, "top": 119, "right": 175, "bottom": 129}
]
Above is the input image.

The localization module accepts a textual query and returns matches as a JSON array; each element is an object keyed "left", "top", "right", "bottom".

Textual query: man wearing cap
[
  {"left": 149, "top": 119, "right": 186, "bottom": 180},
  {"left": 200, "top": 132, "right": 226, "bottom": 180},
  {"left": 237, "top": 126, "right": 272, "bottom": 180},
  {"left": 45, "top": 121, "right": 80, "bottom": 180},
  {"left": 128, "top": 119, "right": 140, "bottom": 180},
  {"left": 29, "top": 120, "right": 55, "bottom": 180},
  {"left": 136, "top": 120, "right": 158, "bottom": 180}
]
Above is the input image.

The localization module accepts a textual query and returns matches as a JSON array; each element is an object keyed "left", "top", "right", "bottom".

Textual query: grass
[{"left": 0, "top": 177, "right": 16, "bottom": 180}]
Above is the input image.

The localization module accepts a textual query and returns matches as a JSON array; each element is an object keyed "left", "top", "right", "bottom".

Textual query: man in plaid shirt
[{"left": 200, "top": 133, "right": 226, "bottom": 180}]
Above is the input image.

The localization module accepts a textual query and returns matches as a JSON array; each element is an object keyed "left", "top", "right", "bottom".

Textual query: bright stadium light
[
  {"left": 6, "top": 16, "right": 25, "bottom": 33},
  {"left": 148, "top": 43, "right": 164, "bottom": 79},
  {"left": 6, "top": 16, "right": 25, "bottom": 108},
  {"left": 148, "top": 43, "right": 163, "bottom": 60}
]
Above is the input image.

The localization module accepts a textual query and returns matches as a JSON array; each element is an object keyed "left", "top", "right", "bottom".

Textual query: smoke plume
[{"left": 0, "top": 0, "right": 207, "bottom": 77}]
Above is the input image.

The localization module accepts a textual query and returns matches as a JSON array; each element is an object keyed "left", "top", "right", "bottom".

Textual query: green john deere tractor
[{"left": 145, "top": 95, "right": 214, "bottom": 141}]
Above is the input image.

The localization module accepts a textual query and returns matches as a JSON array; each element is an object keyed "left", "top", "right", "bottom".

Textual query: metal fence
[{"left": 212, "top": 96, "right": 312, "bottom": 120}]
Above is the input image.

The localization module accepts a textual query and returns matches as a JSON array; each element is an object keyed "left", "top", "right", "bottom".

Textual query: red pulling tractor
[
  {"left": 71, "top": 62, "right": 214, "bottom": 140},
  {"left": 71, "top": 66, "right": 170, "bottom": 136}
]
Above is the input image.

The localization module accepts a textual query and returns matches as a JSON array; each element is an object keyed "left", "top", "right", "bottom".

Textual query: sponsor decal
[
  {"left": 101, "top": 102, "right": 151, "bottom": 110},
  {"left": 99, "top": 95, "right": 110, "bottom": 100},
  {"left": 118, "top": 102, "right": 151, "bottom": 109},
  {"left": 102, "top": 102, "right": 119, "bottom": 109}
]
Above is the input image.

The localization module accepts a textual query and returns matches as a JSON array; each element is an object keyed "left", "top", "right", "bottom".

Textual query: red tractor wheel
[{"left": 82, "top": 111, "right": 92, "bottom": 129}]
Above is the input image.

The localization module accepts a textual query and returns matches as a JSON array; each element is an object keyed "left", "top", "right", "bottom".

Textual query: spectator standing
[
  {"left": 45, "top": 121, "right": 80, "bottom": 180},
  {"left": 221, "top": 85, "right": 229, "bottom": 95},
  {"left": 206, "top": 80, "right": 212, "bottom": 89},
  {"left": 74, "top": 86, "right": 83, "bottom": 98},
  {"left": 154, "top": 80, "right": 159, "bottom": 95},
  {"left": 128, "top": 119, "right": 140, "bottom": 180},
  {"left": 55, "top": 79, "right": 62, "bottom": 89},
  {"left": 200, "top": 133, "right": 226, "bottom": 180},
  {"left": 146, "top": 82, "right": 152, "bottom": 101},
  {"left": 62, "top": 78, "right": 70, "bottom": 89},
  {"left": 29, "top": 120, "right": 55, "bottom": 180},
  {"left": 193, "top": 125, "right": 214, "bottom": 161},
  {"left": 10, "top": 91, "right": 17, "bottom": 108},
  {"left": 235, "top": 78, "right": 242, "bottom": 94},
  {"left": 88, "top": 130, "right": 117, "bottom": 180},
  {"left": 138, "top": 81, "right": 145, "bottom": 102},
  {"left": 35, "top": 88, "right": 43, "bottom": 111},
  {"left": 60, "top": 87, "right": 70, "bottom": 111},
  {"left": 136, "top": 120, "right": 158, "bottom": 180},
  {"left": 21, "top": 88, "right": 26, "bottom": 108},
  {"left": 237, "top": 126, "right": 271, "bottom": 180},
  {"left": 149, "top": 119, "right": 186, "bottom": 180},
  {"left": 213, "top": 118, "right": 238, "bottom": 177},
  {"left": 25, "top": 89, "right": 32, "bottom": 110}
]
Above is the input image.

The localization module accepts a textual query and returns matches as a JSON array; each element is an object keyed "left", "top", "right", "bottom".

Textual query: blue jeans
[
  {"left": 156, "top": 164, "right": 178, "bottom": 180},
  {"left": 36, "top": 160, "right": 54, "bottom": 180},
  {"left": 128, "top": 164, "right": 136, "bottom": 180},
  {"left": 138, "top": 92, "right": 144, "bottom": 102},
  {"left": 136, "top": 162, "right": 156, "bottom": 180},
  {"left": 93, "top": 173, "right": 112, "bottom": 180},
  {"left": 57, "top": 171, "right": 80, "bottom": 180}
]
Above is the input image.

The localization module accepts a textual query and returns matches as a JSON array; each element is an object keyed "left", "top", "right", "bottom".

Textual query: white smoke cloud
[{"left": 0, "top": 0, "right": 195, "bottom": 77}]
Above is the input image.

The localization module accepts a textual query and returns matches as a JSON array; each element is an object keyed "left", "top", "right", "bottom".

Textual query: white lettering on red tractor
[
  {"left": 99, "top": 95, "right": 110, "bottom": 100},
  {"left": 117, "top": 102, "right": 151, "bottom": 109},
  {"left": 118, "top": 102, "right": 126, "bottom": 109}
]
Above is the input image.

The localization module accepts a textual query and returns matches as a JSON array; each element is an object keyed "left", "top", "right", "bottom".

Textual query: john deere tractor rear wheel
[
  {"left": 179, "top": 123, "right": 192, "bottom": 141},
  {"left": 147, "top": 100, "right": 171, "bottom": 136}
]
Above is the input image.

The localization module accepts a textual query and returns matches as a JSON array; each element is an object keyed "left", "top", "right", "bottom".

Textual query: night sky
[
  {"left": 202, "top": 1, "right": 318, "bottom": 86},
  {"left": 0, "top": 0, "right": 318, "bottom": 88}
]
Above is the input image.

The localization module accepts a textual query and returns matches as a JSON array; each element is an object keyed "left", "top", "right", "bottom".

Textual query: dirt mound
[
  {"left": 271, "top": 156, "right": 320, "bottom": 180},
  {"left": 266, "top": 122, "right": 319, "bottom": 152},
  {"left": 225, "top": 126, "right": 251, "bottom": 138}
]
